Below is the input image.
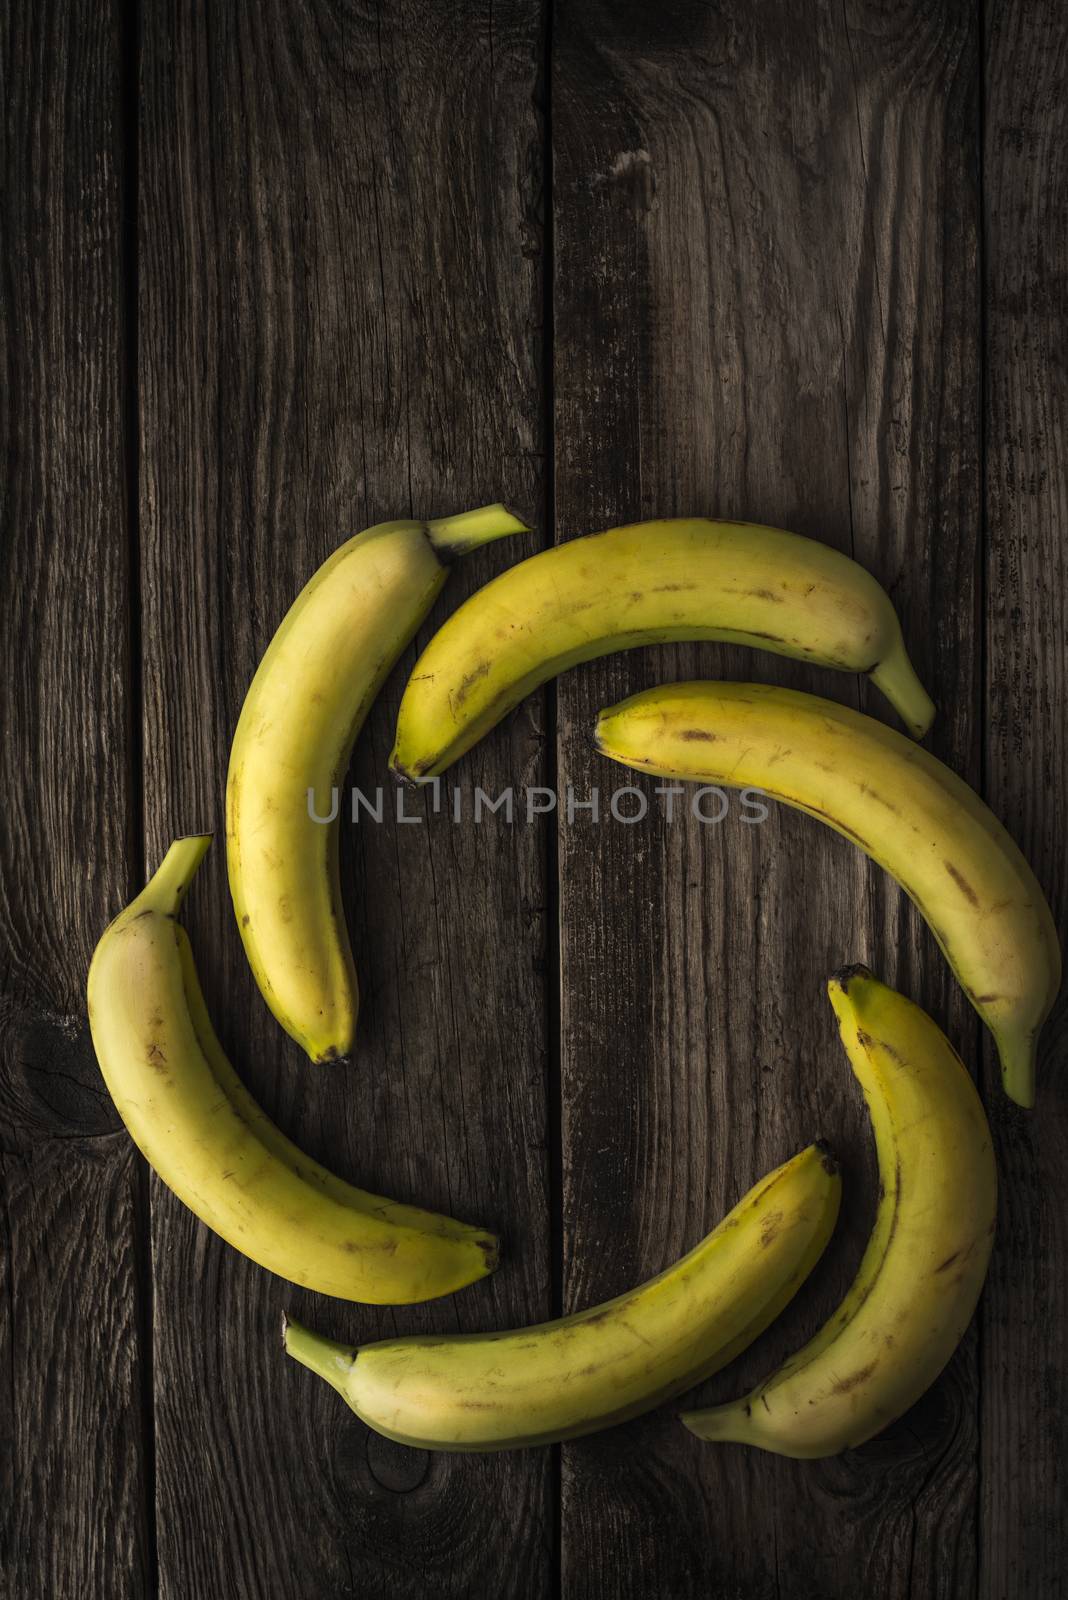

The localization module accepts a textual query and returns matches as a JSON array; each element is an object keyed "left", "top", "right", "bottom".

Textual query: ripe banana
[
  {"left": 682, "top": 967, "right": 996, "bottom": 1457},
  {"left": 282, "top": 1142, "right": 841, "bottom": 1450},
  {"left": 87, "top": 837, "right": 498, "bottom": 1303},
  {"left": 389, "top": 518, "right": 935, "bottom": 780},
  {"left": 594, "top": 681, "right": 1059, "bottom": 1105},
  {"left": 227, "top": 504, "right": 527, "bottom": 1063}
]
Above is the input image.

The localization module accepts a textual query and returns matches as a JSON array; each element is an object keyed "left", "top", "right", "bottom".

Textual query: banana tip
[
  {"left": 314, "top": 1045, "right": 354, "bottom": 1069},
  {"left": 478, "top": 1233, "right": 501, "bottom": 1275},
  {"left": 813, "top": 1138, "right": 839, "bottom": 1176},
  {"left": 828, "top": 962, "right": 874, "bottom": 995},
  {"left": 389, "top": 759, "right": 423, "bottom": 789}
]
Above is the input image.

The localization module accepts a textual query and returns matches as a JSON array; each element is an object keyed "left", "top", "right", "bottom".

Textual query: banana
[
  {"left": 389, "top": 518, "right": 934, "bottom": 780},
  {"left": 594, "top": 682, "right": 1059, "bottom": 1105},
  {"left": 227, "top": 505, "right": 527, "bottom": 1063},
  {"left": 282, "top": 1142, "right": 840, "bottom": 1450},
  {"left": 87, "top": 837, "right": 498, "bottom": 1303},
  {"left": 682, "top": 967, "right": 996, "bottom": 1457}
]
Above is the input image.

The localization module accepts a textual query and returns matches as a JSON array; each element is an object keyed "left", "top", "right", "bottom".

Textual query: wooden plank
[
  {"left": 981, "top": 4, "right": 1068, "bottom": 1595},
  {"left": 553, "top": 3, "right": 981, "bottom": 1594},
  {"left": 0, "top": 3, "right": 153, "bottom": 1595},
  {"left": 137, "top": 2, "right": 549, "bottom": 1595}
]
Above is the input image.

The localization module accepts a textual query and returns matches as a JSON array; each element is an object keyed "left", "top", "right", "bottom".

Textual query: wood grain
[
  {"left": 552, "top": 2, "right": 981, "bottom": 1595},
  {"left": 5, "top": 0, "right": 1067, "bottom": 1593},
  {"left": 982, "top": 3, "right": 1068, "bottom": 1594},
  {"left": 0, "top": 2, "right": 153, "bottom": 1595},
  {"left": 136, "top": 2, "right": 549, "bottom": 1595}
]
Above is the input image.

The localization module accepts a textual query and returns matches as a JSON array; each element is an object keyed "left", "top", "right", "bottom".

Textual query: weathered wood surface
[
  {"left": 981, "top": 3, "right": 1068, "bottom": 1595},
  {"left": 136, "top": 2, "right": 549, "bottom": 1597},
  {"left": 0, "top": 2, "right": 154, "bottom": 1596},
  {"left": 1, "top": 0, "right": 1065, "bottom": 1595},
  {"left": 553, "top": 2, "right": 985, "bottom": 1596}
]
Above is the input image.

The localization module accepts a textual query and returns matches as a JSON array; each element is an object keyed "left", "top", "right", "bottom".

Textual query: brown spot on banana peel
[
  {"left": 760, "top": 1210, "right": 785, "bottom": 1247},
  {"left": 854, "top": 1029, "right": 907, "bottom": 1068},
  {"left": 858, "top": 781, "right": 899, "bottom": 813},
  {"left": 935, "top": 1236, "right": 980, "bottom": 1275},
  {"left": 944, "top": 860, "right": 981, "bottom": 907},
  {"left": 678, "top": 728, "right": 719, "bottom": 742},
  {"left": 831, "top": 1361, "right": 878, "bottom": 1394},
  {"left": 454, "top": 660, "right": 492, "bottom": 705}
]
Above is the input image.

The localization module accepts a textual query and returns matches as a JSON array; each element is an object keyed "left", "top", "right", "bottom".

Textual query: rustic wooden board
[
  {"left": 6, "top": 0, "right": 1068, "bottom": 1593},
  {"left": 0, "top": 2, "right": 153, "bottom": 1595},
  {"left": 136, "top": 2, "right": 549, "bottom": 1596},
  {"left": 553, "top": 2, "right": 983, "bottom": 1595},
  {"left": 982, "top": 4, "right": 1068, "bottom": 1595}
]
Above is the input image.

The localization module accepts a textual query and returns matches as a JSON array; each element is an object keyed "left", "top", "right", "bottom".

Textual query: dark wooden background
[{"left": 2, "top": 1, "right": 1065, "bottom": 1595}]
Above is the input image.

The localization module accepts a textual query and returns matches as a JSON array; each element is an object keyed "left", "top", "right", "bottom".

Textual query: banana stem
[
  {"left": 282, "top": 1314, "right": 356, "bottom": 1399},
  {"left": 132, "top": 835, "right": 212, "bottom": 918},
  {"left": 679, "top": 1402, "right": 753, "bottom": 1445},
  {"left": 425, "top": 503, "right": 529, "bottom": 559},
  {"left": 868, "top": 638, "right": 936, "bottom": 740}
]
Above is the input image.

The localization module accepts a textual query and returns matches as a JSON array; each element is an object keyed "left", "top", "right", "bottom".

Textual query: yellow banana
[
  {"left": 87, "top": 838, "right": 498, "bottom": 1303},
  {"left": 282, "top": 1142, "right": 840, "bottom": 1450},
  {"left": 683, "top": 967, "right": 996, "bottom": 1457},
  {"left": 390, "top": 518, "right": 934, "bottom": 780},
  {"left": 594, "top": 682, "right": 1059, "bottom": 1105},
  {"left": 227, "top": 505, "right": 527, "bottom": 1063}
]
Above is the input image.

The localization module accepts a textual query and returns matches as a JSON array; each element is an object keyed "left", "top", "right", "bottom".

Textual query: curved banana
[
  {"left": 227, "top": 505, "right": 527, "bottom": 1063},
  {"left": 389, "top": 518, "right": 934, "bottom": 780},
  {"left": 87, "top": 837, "right": 498, "bottom": 1303},
  {"left": 683, "top": 967, "right": 996, "bottom": 1457},
  {"left": 594, "top": 682, "right": 1059, "bottom": 1105},
  {"left": 282, "top": 1142, "right": 841, "bottom": 1451}
]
